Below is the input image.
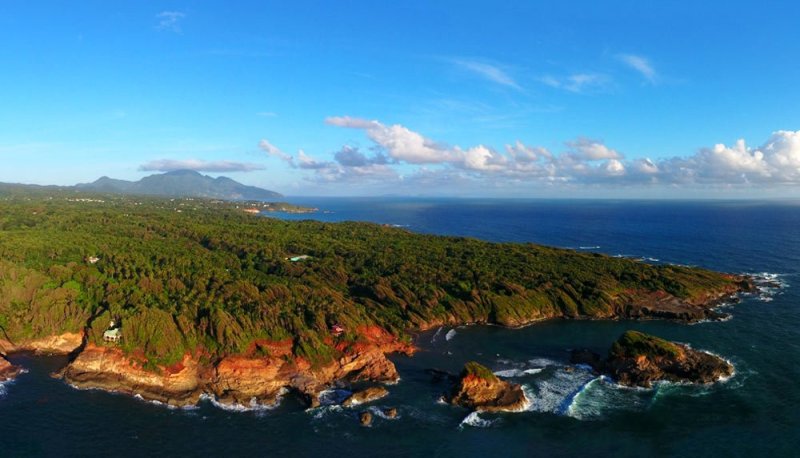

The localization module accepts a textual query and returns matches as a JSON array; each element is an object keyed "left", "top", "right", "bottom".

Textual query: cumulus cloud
[
  {"left": 325, "top": 116, "right": 458, "bottom": 164},
  {"left": 617, "top": 54, "right": 657, "bottom": 83},
  {"left": 155, "top": 11, "right": 186, "bottom": 33},
  {"left": 139, "top": 159, "right": 264, "bottom": 173},
  {"left": 265, "top": 117, "right": 800, "bottom": 191},
  {"left": 449, "top": 58, "right": 521, "bottom": 90},
  {"left": 565, "top": 138, "right": 622, "bottom": 160}
]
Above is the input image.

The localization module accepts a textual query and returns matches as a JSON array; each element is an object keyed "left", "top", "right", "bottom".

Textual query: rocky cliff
[{"left": 59, "top": 326, "right": 411, "bottom": 408}]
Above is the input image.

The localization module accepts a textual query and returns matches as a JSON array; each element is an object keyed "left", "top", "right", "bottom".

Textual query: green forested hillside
[{"left": 0, "top": 190, "right": 735, "bottom": 367}]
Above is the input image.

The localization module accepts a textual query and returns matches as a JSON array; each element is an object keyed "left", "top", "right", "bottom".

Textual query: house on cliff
[{"left": 103, "top": 319, "right": 122, "bottom": 343}]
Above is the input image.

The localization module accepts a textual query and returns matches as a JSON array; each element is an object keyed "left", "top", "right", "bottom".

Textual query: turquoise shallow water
[{"left": 2, "top": 199, "right": 799, "bottom": 457}]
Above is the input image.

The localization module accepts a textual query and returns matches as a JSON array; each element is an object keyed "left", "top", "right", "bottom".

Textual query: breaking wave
[
  {"left": 748, "top": 272, "right": 789, "bottom": 302},
  {"left": 458, "top": 411, "right": 499, "bottom": 429},
  {"left": 200, "top": 390, "right": 286, "bottom": 413}
]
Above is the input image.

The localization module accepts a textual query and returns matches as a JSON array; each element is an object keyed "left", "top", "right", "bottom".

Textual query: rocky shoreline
[
  {"left": 0, "top": 279, "right": 754, "bottom": 409},
  {"left": 52, "top": 325, "right": 411, "bottom": 409}
]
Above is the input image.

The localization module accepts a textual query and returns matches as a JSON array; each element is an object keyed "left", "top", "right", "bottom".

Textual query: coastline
[{"left": 0, "top": 280, "right": 753, "bottom": 410}]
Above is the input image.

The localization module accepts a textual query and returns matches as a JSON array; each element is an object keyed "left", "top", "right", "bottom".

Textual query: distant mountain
[{"left": 76, "top": 170, "right": 282, "bottom": 200}]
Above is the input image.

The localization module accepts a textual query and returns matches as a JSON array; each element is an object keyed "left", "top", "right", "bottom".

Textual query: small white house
[{"left": 103, "top": 328, "right": 121, "bottom": 343}]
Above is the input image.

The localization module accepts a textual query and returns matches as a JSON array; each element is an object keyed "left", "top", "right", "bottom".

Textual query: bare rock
[
  {"left": 342, "top": 386, "right": 389, "bottom": 407},
  {"left": 359, "top": 411, "right": 373, "bottom": 426}
]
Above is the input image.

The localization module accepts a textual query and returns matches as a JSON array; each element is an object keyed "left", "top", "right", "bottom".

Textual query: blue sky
[{"left": 1, "top": 1, "right": 799, "bottom": 197}]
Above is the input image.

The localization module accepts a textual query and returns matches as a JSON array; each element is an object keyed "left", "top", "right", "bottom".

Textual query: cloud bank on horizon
[
  {"left": 255, "top": 119, "right": 800, "bottom": 191},
  {"left": 139, "top": 159, "right": 264, "bottom": 173}
]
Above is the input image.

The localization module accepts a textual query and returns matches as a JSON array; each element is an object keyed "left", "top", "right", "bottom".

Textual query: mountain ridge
[{"left": 76, "top": 170, "right": 282, "bottom": 200}]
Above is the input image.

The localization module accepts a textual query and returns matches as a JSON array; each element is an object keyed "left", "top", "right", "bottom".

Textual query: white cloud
[
  {"left": 156, "top": 11, "right": 185, "bottom": 33},
  {"left": 617, "top": 54, "right": 657, "bottom": 83},
  {"left": 139, "top": 159, "right": 263, "bottom": 173},
  {"left": 449, "top": 58, "right": 521, "bottom": 90},
  {"left": 566, "top": 138, "right": 623, "bottom": 160},
  {"left": 258, "top": 139, "right": 293, "bottom": 163},
  {"left": 266, "top": 117, "right": 800, "bottom": 190},
  {"left": 296, "top": 150, "right": 333, "bottom": 170},
  {"left": 539, "top": 73, "right": 610, "bottom": 93},
  {"left": 325, "top": 116, "right": 458, "bottom": 164}
]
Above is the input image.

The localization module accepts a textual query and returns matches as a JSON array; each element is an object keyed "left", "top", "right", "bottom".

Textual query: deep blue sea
[{"left": 2, "top": 199, "right": 799, "bottom": 457}]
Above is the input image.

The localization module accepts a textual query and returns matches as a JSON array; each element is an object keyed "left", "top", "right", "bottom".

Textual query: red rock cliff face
[
  {"left": 60, "top": 326, "right": 413, "bottom": 408},
  {"left": 0, "top": 332, "right": 84, "bottom": 355},
  {"left": 61, "top": 345, "right": 203, "bottom": 407}
]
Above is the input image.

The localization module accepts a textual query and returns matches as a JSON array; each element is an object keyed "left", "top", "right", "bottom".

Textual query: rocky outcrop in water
[
  {"left": 571, "top": 330, "right": 734, "bottom": 387},
  {"left": 449, "top": 362, "right": 528, "bottom": 412},
  {"left": 342, "top": 386, "right": 389, "bottom": 407},
  {"left": 0, "top": 354, "right": 22, "bottom": 381}
]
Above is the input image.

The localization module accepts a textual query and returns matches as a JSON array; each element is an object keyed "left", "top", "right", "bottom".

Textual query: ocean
[{"left": 2, "top": 198, "right": 799, "bottom": 457}]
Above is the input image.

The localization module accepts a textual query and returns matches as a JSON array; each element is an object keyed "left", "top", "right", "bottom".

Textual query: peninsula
[{"left": 0, "top": 190, "right": 754, "bottom": 408}]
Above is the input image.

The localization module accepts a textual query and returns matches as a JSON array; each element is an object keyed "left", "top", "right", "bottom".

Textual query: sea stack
[{"left": 449, "top": 361, "right": 528, "bottom": 412}]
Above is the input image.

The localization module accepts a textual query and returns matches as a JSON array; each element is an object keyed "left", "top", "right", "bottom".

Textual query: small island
[
  {"left": 0, "top": 190, "right": 754, "bottom": 407},
  {"left": 572, "top": 330, "right": 734, "bottom": 387}
]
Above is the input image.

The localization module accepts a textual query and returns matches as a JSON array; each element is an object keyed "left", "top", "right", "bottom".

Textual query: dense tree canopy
[{"left": 0, "top": 189, "right": 733, "bottom": 367}]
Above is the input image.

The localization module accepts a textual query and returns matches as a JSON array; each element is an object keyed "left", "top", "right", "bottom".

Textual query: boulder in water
[
  {"left": 342, "top": 386, "right": 389, "bottom": 407},
  {"left": 359, "top": 411, "right": 373, "bottom": 426}
]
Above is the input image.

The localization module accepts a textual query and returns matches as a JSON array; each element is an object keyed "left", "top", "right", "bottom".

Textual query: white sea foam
[
  {"left": 525, "top": 366, "right": 596, "bottom": 415},
  {"left": 317, "top": 388, "right": 351, "bottom": 406},
  {"left": 458, "top": 411, "right": 499, "bottom": 429},
  {"left": 201, "top": 390, "right": 285, "bottom": 412},
  {"left": 527, "top": 357, "right": 561, "bottom": 368},
  {"left": 690, "top": 314, "right": 733, "bottom": 325},
  {"left": 431, "top": 327, "right": 443, "bottom": 343},
  {"left": 445, "top": 329, "right": 457, "bottom": 341},
  {"left": 309, "top": 404, "right": 344, "bottom": 420},
  {"left": 368, "top": 406, "right": 400, "bottom": 420},
  {"left": 566, "top": 376, "right": 653, "bottom": 420},
  {"left": 493, "top": 367, "right": 545, "bottom": 378},
  {"left": 578, "top": 246, "right": 601, "bottom": 250},
  {"left": 746, "top": 272, "right": 789, "bottom": 302},
  {"left": 493, "top": 369, "right": 525, "bottom": 378}
]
